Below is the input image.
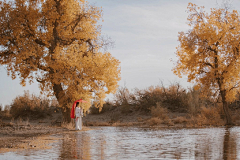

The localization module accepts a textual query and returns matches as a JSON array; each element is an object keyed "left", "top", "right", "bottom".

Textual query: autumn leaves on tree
[
  {"left": 173, "top": 3, "right": 240, "bottom": 125},
  {"left": 0, "top": 0, "right": 120, "bottom": 122},
  {"left": 0, "top": 0, "right": 240, "bottom": 125}
]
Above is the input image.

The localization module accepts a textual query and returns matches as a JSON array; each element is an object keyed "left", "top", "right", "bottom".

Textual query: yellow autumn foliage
[
  {"left": 173, "top": 3, "right": 240, "bottom": 125},
  {"left": 173, "top": 3, "right": 240, "bottom": 102},
  {"left": 0, "top": 0, "right": 121, "bottom": 121}
]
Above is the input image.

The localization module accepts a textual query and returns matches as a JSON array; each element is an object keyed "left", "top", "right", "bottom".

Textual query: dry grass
[
  {"left": 112, "top": 122, "right": 139, "bottom": 126},
  {"left": 147, "top": 117, "right": 162, "bottom": 126},
  {"left": 16, "top": 117, "right": 23, "bottom": 126},
  {"left": 151, "top": 102, "right": 169, "bottom": 120},
  {"left": 173, "top": 116, "right": 188, "bottom": 124},
  {"left": 137, "top": 117, "right": 144, "bottom": 122},
  {"left": 145, "top": 102, "right": 171, "bottom": 126},
  {"left": 61, "top": 120, "right": 74, "bottom": 130},
  {"left": 85, "top": 121, "right": 142, "bottom": 127},
  {"left": 85, "top": 121, "right": 111, "bottom": 126},
  {"left": 162, "top": 119, "right": 174, "bottom": 126}
]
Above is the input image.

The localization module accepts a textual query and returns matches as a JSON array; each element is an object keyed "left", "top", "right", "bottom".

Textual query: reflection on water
[
  {"left": 59, "top": 131, "right": 91, "bottom": 159},
  {"left": 223, "top": 127, "right": 237, "bottom": 160},
  {"left": 1, "top": 126, "right": 240, "bottom": 159}
]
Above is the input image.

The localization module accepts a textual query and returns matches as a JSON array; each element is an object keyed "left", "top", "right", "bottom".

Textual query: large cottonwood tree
[
  {"left": 0, "top": 0, "right": 121, "bottom": 122},
  {"left": 173, "top": 3, "right": 240, "bottom": 125}
]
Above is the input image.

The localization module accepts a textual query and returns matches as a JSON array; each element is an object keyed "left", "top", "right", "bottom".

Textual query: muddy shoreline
[
  {"left": 0, "top": 111, "right": 148, "bottom": 151},
  {"left": 1, "top": 109, "right": 239, "bottom": 152},
  {"left": 0, "top": 117, "right": 162, "bottom": 151},
  {"left": 0, "top": 122, "right": 68, "bottom": 150}
]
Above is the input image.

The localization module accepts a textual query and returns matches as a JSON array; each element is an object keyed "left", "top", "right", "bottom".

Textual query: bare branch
[
  {"left": 229, "top": 82, "right": 240, "bottom": 92},
  {"left": 203, "top": 62, "right": 214, "bottom": 69}
]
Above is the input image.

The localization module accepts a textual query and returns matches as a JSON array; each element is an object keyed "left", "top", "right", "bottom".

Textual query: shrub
[
  {"left": 151, "top": 102, "right": 169, "bottom": 120},
  {"left": 89, "top": 101, "right": 115, "bottom": 114},
  {"left": 113, "top": 86, "right": 133, "bottom": 106},
  {"left": 120, "top": 104, "right": 132, "bottom": 113},
  {"left": 160, "top": 82, "right": 188, "bottom": 112},
  {"left": 0, "top": 104, "right": 11, "bottom": 119},
  {"left": 187, "top": 88, "right": 202, "bottom": 115},
  {"left": 10, "top": 91, "right": 54, "bottom": 119},
  {"left": 101, "top": 101, "right": 114, "bottom": 113},
  {"left": 111, "top": 83, "right": 206, "bottom": 114},
  {"left": 129, "top": 83, "right": 191, "bottom": 113},
  {"left": 110, "top": 112, "right": 120, "bottom": 123},
  {"left": 89, "top": 105, "right": 100, "bottom": 114},
  {"left": 198, "top": 106, "right": 223, "bottom": 125},
  {"left": 187, "top": 106, "right": 224, "bottom": 127},
  {"left": 133, "top": 86, "right": 164, "bottom": 112}
]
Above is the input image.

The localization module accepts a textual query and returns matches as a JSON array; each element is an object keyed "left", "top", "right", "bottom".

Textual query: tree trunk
[
  {"left": 52, "top": 83, "right": 71, "bottom": 123},
  {"left": 221, "top": 90, "right": 233, "bottom": 126},
  {"left": 222, "top": 101, "right": 232, "bottom": 125},
  {"left": 61, "top": 107, "right": 71, "bottom": 123}
]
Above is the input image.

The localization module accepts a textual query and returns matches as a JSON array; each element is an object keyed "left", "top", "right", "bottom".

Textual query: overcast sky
[{"left": 1, "top": 0, "right": 240, "bottom": 107}]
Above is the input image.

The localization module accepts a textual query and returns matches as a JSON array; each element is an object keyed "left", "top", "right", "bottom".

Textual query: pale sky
[{"left": 1, "top": 0, "right": 240, "bottom": 107}]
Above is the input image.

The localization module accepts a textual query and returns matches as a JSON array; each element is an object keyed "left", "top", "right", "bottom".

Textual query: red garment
[{"left": 70, "top": 99, "right": 88, "bottom": 119}]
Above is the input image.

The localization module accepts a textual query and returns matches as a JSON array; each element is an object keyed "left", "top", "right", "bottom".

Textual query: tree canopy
[
  {"left": 173, "top": 3, "right": 240, "bottom": 125},
  {"left": 0, "top": 0, "right": 121, "bottom": 121}
]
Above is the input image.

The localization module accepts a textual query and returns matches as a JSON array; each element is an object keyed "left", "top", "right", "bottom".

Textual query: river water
[{"left": 0, "top": 126, "right": 240, "bottom": 160}]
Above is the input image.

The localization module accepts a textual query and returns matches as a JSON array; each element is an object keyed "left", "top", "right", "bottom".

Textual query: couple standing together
[{"left": 74, "top": 102, "right": 83, "bottom": 130}]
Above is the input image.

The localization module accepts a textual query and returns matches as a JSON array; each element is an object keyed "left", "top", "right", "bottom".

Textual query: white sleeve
[
  {"left": 81, "top": 109, "right": 83, "bottom": 117},
  {"left": 75, "top": 108, "right": 80, "bottom": 117}
]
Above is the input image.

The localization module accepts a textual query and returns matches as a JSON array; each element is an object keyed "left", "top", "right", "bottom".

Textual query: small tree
[
  {"left": 0, "top": 0, "right": 121, "bottom": 122},
  {"left": 173, "top": 3, "right": 240, "bottom": 125}
]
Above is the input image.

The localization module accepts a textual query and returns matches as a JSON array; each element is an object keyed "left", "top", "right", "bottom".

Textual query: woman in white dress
[{"left": 75, "top": 102, "right": 83, "bottom": 130}]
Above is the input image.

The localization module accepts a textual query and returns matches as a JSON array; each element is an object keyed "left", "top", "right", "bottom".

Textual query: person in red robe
[{"left": 70, "top": 99, "right": 87, "bottom": 130}]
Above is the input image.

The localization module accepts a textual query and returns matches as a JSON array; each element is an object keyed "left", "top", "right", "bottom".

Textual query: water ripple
[{"left": 0, "top": 126, "right": 240, "bottom": 159}]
